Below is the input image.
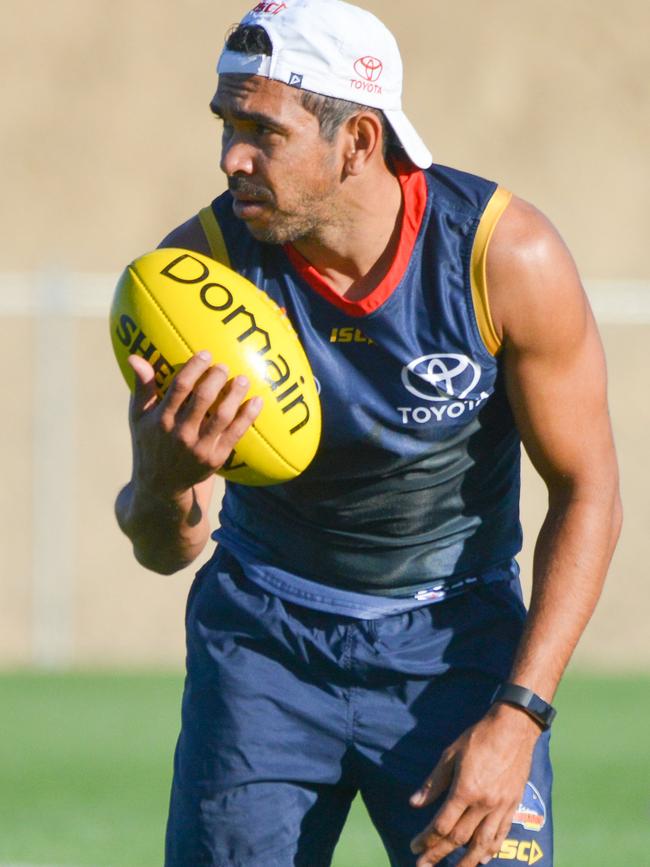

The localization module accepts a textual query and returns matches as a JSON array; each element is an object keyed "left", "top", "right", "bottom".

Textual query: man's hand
[
  {"left": 128, "top": 350, "right": 263, "bottom": 499},
  {"left": 409, "top": 704, "right": 541, "bottom": 867},
  {"left": 115, "top": 350, "right": 263, "bottom": 574}
]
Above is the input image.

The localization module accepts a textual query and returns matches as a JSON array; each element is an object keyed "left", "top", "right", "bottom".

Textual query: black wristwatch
[{"left": 491, "top": 683, "right": 557, "bottom": 730}]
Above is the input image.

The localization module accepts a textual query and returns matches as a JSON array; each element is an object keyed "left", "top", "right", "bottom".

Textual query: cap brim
[
  {"left": 218, "top": 50, "right": 271, "bottom": 77},
  {"left": 384, "top": 109, "right": 432, "bottom": 169}
]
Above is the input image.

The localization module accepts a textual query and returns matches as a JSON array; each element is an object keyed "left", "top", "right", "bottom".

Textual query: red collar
[{"left": 283, "top": 165, "right": 427, "bottom": 318}]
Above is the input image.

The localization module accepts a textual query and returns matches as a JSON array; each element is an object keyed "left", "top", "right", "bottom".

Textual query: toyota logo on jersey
[
  {"left": 401, "top": 354, "right": 481, "bottom": 402},
  {"left": 354, "top": 56, "right": 384, "bottom": 83}
]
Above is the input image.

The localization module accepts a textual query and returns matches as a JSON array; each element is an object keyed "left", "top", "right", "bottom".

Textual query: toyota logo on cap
[
  {"left": 354, "top": 56, "right": 384, "bottom": 83},
  {"left": 401, "top": 354, "right": 482, "bottom": 402}
]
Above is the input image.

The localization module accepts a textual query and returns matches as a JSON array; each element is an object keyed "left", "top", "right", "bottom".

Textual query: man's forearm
[
  {"left": 115, "top": 480, "right": 211, "bottom": 575},
  {"left": 508, "top": 484, "right": 623, "bottom": 700}
]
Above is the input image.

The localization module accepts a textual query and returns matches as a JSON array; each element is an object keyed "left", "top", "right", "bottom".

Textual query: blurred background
[{"left": 1, "top": 1, "right": 648, "bottom": 865}]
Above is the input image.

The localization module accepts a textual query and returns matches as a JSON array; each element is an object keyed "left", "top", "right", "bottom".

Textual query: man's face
[{"left": 211, "top": 75, "right": 345, "bottom": 245}]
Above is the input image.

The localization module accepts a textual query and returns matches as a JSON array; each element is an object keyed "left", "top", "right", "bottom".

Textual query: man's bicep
[
  {"left": 489, "top": 198, "right": 617, "bottom": 492},
  {"left": 504, "top": 307, "right": 615, "bottom": 493}
]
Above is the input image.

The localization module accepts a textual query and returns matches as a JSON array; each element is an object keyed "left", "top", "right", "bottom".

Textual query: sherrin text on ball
[{"left": 110, "top": 248, "right": 321, "bottom": 486}]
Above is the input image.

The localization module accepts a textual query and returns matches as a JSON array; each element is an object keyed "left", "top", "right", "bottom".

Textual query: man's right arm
[
  {"left": 115, "top": 214, "right": 259, "bottom": 573},
  {"left": 115, "top": 474, "right": 215, "bottom": 576},
  {"left": 115, "top": 351, "right": 262, "bottom": 574}
]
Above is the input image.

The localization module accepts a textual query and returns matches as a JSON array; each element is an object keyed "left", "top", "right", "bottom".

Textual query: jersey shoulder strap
[
  {"left": 469, "top": 186, "right": 512, "bottom": 356},
  {"left": 198, "top": 204, "right": 231, "bottom": 267}
]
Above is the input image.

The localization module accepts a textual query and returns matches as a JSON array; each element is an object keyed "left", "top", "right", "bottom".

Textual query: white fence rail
[{"left": 2, "top": 273, "right": 650, "bottom": 320}]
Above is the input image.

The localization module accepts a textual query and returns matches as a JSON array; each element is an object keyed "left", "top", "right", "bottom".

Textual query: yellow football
[{"left": 110, "top": 248, "right": 321, "bottom": 486}]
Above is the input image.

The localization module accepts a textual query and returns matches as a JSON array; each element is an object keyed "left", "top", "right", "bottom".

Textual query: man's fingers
[
  {"left": 411, "top": 789, "right": 520, "bottom": 867},
  {"left": 411, "top": 749, "right": 455, "bottom": 809},
  {"left": 207, "top": 395, "right": 264, "bottom": 464},
  {"left": 127, "top": 345, "right": 263, "bottom": 475},
  {"left": 413, "top": 808, "right": 502, "bottom": 867},
  {"left": 197, "top": 374, "right": 252, "bottom": 436},
  {"left": 410, "top": 794, "right": 467, "bottom": 856},
  {"left": 454, "top": 813, "right": 503, "bottom": 867},
  {"left": 495, "top": 809, "right": 517, "bottom": 847},
  {"left": 128, "top": 354, "right": 158, "bottom": 416},
  {"left": 171, "top": 368, "right": 261, "bottom": 470},
  {"left": 177, "top": 363, "right": 232, "bottom": 428},
  {"left": 469, "top": 809, "right": 518, "bottom": 867},
  {"left": 413, "top": 804, "right": 474, "bottom": 865},
  {"left": 160, "top": 351, "right": 216, "bottom": 417}
]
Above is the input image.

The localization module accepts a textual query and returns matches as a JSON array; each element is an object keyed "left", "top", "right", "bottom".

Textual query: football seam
[
  {"left": 246, "top": 423, "right": 301, "bottom": 474},
  {"left": 129, "top": 265, "right": 196, "bottom": 356},
  {"left": 130, "top": 264, "right": 301, "bottom": 476}
]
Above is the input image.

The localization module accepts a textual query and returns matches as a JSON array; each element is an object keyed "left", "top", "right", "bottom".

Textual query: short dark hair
[{"left": 224, "top": 24, "right": 399, "bottom": 155}]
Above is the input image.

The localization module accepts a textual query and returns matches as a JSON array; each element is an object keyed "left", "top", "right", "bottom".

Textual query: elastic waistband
[{"left": 211, "top": 540, "right": 519, "bottom": 620}]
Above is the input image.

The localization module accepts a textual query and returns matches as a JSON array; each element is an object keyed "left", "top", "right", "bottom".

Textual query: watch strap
[{"left": 491, "top": 683, "right": 557, "bottom": 730}]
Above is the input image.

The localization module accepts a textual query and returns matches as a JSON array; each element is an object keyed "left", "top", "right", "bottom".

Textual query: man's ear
[{"left": 341, "top": 111, "right": 384, "bottom": 175}]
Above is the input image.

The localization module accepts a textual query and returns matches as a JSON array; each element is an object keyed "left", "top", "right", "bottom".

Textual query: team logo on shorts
[
  {"left": 288, "top": 72, "right": 304, "bottom": 88},
  {"left": 513, "top": 782, "right": 547, "bottom": 832},
  {"left": 401, "top": 354, "right": 481, "bottom": 402}
]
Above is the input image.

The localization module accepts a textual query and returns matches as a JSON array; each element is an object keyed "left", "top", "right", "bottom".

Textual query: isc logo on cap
[{"left": 251, "top": 2, "right": 287, "bottom": 15}]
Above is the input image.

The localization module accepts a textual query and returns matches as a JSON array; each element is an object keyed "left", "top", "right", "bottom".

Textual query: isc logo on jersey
[{"left": 397, "top": 354, "right": 491, "bottom": 425}]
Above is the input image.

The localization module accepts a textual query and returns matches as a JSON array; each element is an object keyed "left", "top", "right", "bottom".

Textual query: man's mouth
[
  {"left": 231, "top": 197, "right": 271, "bottom": 219},
  {"left": 229, "top": 179, "right": 274, "bottom": 218}
]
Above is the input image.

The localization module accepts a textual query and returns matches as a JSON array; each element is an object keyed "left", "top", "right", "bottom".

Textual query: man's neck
[{"left": 290, "top": 165, "right": 404, "bottom": 300}]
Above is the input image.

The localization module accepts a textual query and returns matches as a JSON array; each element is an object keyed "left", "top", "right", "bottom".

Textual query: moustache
[{"left": 228, "top": 178, "right": 274, "bottom": 204}]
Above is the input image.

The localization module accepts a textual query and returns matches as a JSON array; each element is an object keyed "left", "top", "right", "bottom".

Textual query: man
[{"left": 115, "top": 1, "right": 622, "bottom": 865}]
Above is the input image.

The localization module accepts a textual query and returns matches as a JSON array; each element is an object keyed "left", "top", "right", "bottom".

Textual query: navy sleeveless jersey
[{"left": 203, "top": 164, "right": 522, "bottom": 597}]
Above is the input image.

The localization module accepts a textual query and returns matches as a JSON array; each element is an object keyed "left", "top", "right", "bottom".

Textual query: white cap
[{"left": 217, "top": 0, "right": 432, "bottom": 169}]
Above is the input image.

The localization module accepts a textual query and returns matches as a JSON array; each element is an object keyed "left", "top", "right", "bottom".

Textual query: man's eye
[{"left": 255, "top": 124, "right": 272, "bottom": 136}]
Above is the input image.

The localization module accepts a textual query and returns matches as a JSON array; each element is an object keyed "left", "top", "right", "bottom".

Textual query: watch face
[
  {"left": 528, "top": 693, "right": 556, "bottom": 726},
  {"left": 528, "top": 696, "right": 550, "bottom": 723}
]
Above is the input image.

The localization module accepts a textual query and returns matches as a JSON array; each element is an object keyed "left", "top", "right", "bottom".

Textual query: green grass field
[{"left": 1, "top": 672, "right": 648, "bottom": 867}]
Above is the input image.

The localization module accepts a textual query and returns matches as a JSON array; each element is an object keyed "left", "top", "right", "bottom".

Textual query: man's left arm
[{"left": 410, "top": 196, "right": 623, "bottom": 867}]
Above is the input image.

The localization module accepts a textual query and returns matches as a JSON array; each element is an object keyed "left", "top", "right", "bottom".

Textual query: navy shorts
[{"left": 165, "top": 549, "right": 553, "bottom": 866}]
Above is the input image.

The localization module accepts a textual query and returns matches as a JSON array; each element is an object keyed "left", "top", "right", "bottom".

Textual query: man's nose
[{"left": 220, "top": 136, "right": 255, "bottom": 177}]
